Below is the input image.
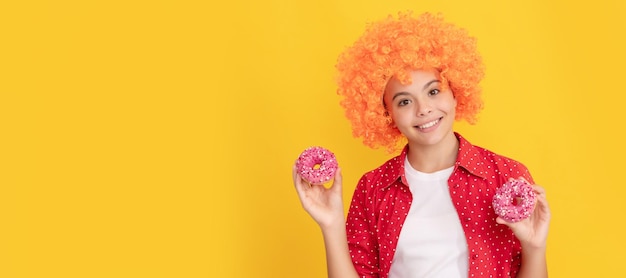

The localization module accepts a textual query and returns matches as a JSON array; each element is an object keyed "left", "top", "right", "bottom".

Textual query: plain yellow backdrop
[{"left": 3, "top": 0, "right": 625, "bottom": 277}]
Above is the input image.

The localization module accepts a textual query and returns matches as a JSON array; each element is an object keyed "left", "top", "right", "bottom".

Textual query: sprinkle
[
  {"left": 492, "top": 178, "right": 536, "bottom": 223},
  {"left": 295, "top": 146, "right": 338, "bottom": 185}
]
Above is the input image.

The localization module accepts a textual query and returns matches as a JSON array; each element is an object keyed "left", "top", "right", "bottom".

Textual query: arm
[
  {"left": 497, "top": 185, "right": 551, "bottom": 278},
  {"left": 292, "top": 166, "right": 359, "bottom": 278},
  {"left": 321, "top": 220, "right": 360, "bottom": 278}
]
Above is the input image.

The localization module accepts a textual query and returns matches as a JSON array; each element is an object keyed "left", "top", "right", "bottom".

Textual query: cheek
[
  {"left": 449, "top": 102, "right": 457, "bottom": 116},
  {"left": 388, "top": 109, "right": 407, "bottom": 126},
  {"left": 448, "top": 95, "right": 458, "bottom": 111}
]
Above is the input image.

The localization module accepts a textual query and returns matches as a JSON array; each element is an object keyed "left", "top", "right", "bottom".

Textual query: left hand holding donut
[{"left": 496, "top": 184, "right": 551, "bottom": 250}]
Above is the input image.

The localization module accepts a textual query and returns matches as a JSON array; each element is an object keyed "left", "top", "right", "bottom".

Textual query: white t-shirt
[{"left": 388, "top": 158, "right": 468, "bottom": 278}]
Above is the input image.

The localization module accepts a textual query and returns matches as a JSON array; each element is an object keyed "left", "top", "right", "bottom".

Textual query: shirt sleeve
[{"left": 346, "top": 175, "right": 380, "bottom": 278}]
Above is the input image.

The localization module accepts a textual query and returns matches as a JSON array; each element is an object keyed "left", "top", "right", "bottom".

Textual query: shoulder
[
  {"left": 465, "top": 141, "right": 533, "bottom": 182},
  {"left": 356, "top": 152, "right": 404, "bottom": 191},
  {"left": 474, "top": 144, "right": 526, "bottom": 166}
]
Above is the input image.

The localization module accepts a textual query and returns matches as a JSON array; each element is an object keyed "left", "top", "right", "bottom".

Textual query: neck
[{"left": 406, "top": 132, "right": 459, "bottom": 173}]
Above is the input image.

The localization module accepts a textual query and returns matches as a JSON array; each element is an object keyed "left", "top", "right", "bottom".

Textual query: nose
[{"left": 415, "top": 99, "right": 433, "bottom": 117}]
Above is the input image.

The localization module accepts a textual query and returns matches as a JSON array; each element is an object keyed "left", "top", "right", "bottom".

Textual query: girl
[{"left": 292, "top": 12, "right": 550, "bottom": 278}]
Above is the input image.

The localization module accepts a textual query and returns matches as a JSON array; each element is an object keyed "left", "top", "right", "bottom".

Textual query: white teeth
[{"left": 418, "top": 119, "right": 439, "bottom": 129}]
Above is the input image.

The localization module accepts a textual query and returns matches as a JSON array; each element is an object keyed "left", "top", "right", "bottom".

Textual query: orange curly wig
[{"left": 335, "top": 11, "right": 485, "bottom": 152}]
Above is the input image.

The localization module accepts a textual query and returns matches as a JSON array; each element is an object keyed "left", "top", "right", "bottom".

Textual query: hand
[
  {"left": 496, "top": 184, "right": 551, "bottom": 250},
  {"left": 292, "top": 164, "right": 346, "bottom": 230}
]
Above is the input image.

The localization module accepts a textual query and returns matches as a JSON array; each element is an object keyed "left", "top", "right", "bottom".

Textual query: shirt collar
[
  {"left": 455, "top": 132, "right": 488, "bottom": 180},
  {"left": 380, "top": 132, "right": 487, "bottom": 189}
]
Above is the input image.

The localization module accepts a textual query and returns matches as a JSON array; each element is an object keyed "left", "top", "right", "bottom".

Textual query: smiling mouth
[{"left": 416, "top": 118, "right": 441, "bottom": 129}]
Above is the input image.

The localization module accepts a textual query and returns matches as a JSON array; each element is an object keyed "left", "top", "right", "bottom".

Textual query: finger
[
  {"left": 292, "top": 165, "right": 309, "bottom": 197},
  {"left": 330, "top": 168, "right": 343, "bottom": 193},
  {"left": 532, "top": 185, "right": 546, "bottom": 197},
  {"left": 292, "top": 165, "right": 302, "bottom": 190},
  {"left": 495, "top": 216, "right": 505, "bottom": 225},
  {"left": 534, "top": 190, "right": 551, "bottom": 215},
  {"left": 532, "top": 186, "right": 549, "bottom": 209},
  {"left": 495, "top": 216, "right": 513, "bottom": 227},
  {"left": 292, "top": 163, "right": 298, "bottom": 184},
  {"left": 517, "top": 176, "right": 530, "bottom": 184}
]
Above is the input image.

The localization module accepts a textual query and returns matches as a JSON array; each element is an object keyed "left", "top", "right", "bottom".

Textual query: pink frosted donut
[
  {"left": 296, "top": 146, "right": 338, "bottom": 185},
  {"left": 492, "top": 178, "right": 537, "bottom": 223}
]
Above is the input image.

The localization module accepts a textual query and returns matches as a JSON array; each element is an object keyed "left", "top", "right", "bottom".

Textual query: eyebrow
[{"left": 391, "top": 79, "right": 441, "bottom": 101}]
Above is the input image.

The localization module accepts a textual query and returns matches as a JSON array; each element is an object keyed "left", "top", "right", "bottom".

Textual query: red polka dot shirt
[{"left": 346, "top": 133, "right": 533, "bottom": 278}]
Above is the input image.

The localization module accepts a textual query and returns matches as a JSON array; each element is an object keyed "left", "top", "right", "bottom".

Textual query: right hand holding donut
[
  {"left": 496, "top": 183, "right": 551, "bottom": 250},
  {"left": 292, "top": 164, "right": 346, "bottom": 230}
]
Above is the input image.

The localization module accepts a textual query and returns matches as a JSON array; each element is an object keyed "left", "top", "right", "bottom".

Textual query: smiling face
[{"left": 383, "top": 69, "right": 457, "bottom": 148}]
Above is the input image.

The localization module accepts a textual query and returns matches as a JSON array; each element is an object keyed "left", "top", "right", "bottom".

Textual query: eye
[
  {"left": 428, "top": 89, "right": 440, "bottom": 96},
  {"left": 398, "top": 99, "right": 411, "bottom": 106}
]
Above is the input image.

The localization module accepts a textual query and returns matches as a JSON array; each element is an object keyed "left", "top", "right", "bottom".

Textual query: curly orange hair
[{"left": 335, "top": 12, "right": 485, "bottom": 152}]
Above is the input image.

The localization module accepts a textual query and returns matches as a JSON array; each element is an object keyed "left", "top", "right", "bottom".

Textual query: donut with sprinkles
[
  {"left": 492, "top": 178, "right": 537, "bottom": 223},
  {"left": 296, "top": 146, "right": 338, "bottom": 185}
]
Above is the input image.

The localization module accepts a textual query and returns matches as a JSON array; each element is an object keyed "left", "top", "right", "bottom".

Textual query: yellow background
[{"left": 2, "top": 0, "right": 625, "bottom": 277}]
